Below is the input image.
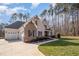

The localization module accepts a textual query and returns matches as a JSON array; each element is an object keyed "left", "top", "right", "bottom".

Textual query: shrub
[
  {"left": 57, "top": 33, "right": 61, "bottom": 38},
  {"left": 50, "top": 35, "right": 56, "bottom": 38},
  {"left": 31, "top": 36, "right": 50, "bottom": 42}
]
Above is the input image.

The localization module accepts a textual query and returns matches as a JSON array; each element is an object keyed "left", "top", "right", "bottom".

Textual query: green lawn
[{"left": 38, "top": 38, "right": 79, "bottom": 56}]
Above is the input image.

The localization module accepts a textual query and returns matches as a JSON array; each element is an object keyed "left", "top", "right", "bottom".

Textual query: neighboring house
[{"left": 5, "top": 16, "right": 54, "bottom": 42}]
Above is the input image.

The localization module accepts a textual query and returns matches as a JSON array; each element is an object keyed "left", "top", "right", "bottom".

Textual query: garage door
[{"left": 7, "top": 34, "right": 18, "bottom": 40}]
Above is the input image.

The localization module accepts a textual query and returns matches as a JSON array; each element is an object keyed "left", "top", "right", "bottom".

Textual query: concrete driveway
[{"left": 0, "top": 39, "right": 44, "bottom": 56}]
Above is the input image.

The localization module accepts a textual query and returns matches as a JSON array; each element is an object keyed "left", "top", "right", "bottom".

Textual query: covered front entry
[{"left": 44, "top": 31, "right": 49, "bottom": 37}]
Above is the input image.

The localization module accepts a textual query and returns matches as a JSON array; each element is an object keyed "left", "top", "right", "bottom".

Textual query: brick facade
[{"left": 24, "top": 21, "right": 37, "bottom": 42}]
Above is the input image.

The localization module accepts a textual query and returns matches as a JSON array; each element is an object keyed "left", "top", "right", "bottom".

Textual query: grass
[
  {"left": 38, "top": 37, "right": 79, "bottom": 56},
  {"left": 61, "top": 36, "right": 79, "bottom": 39}
]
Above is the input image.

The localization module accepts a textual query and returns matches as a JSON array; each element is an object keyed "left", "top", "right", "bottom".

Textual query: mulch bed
[{"left": 29, "top": 37, "right": 54, "bottom": 43}]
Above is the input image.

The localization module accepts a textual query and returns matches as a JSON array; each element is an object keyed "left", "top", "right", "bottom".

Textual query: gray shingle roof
[{"left": 5, "top": 21, "right": 25, "bottom": 29}]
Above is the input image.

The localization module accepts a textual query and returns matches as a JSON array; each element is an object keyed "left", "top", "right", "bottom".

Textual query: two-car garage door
[
  {"left": 5, "top": 29, "right": 19, "bottom": 40},
  {"left": 5, "top": 32, "right": 18, "bottom": 40},
  {"left": 5, "top": 28, "right": 24, "bottom": 41}
]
